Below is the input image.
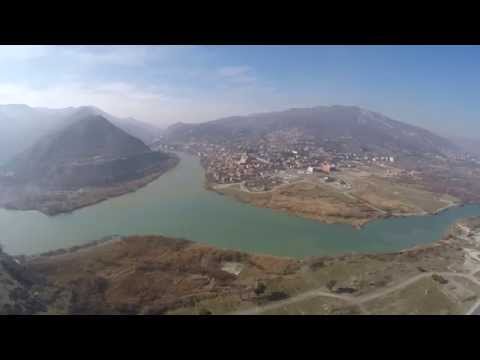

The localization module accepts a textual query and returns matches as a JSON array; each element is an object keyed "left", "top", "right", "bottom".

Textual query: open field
[
  {"left": 361, "top": 277, "right": 461, "bottom": 315},
  {"left": 340, "top": 170, "right": 459, "bottom": 215},
  {"left": 214, "top": 180, "right": 382, "bottom": 227},
  {"left": 213, "top": 164, "right": 460, "bottom": 227},
  {"left": 261, "top": 296, "right": 361, "bottom": 315}
]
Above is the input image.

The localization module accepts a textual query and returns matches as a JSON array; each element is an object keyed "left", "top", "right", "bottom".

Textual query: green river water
[{"left": 1, "top": 152, "right": 480, "bottom": 258}]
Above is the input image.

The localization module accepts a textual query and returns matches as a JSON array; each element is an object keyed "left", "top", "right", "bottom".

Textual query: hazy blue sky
[{"left": 0, "top": 45, "right": 478, "bottom": 137}]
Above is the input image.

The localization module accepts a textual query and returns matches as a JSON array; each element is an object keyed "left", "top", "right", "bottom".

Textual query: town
[
  {"left": 153, "top": 131, "right": 480, "bottom": 197},
  {"left": 154, "top": 136, "right": 404, "bottom": 192}
]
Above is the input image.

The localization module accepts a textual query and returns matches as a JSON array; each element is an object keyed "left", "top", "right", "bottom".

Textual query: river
[{"left": 1, "top": 152, "right": 480, "bottom": 258}]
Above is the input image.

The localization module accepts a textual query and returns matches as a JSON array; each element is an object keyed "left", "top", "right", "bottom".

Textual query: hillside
[
  {"left": 78, "top": 106, "right": 163, "bottom": 144},
  {"left": 3, "top": 217, "right": 480, "bottom": 315},
  {"left": 0, "top": 104, "right": 162, "bottom": 164},
  {"left": 0, "top": 104, "right": 74, "bottom": 164},
  {"left": 0, "top": 115, "right": 178, "bottom": 214},
  {"left": 164, "top": 105, "right": 458, "bottom": 156},
  {"left": 5, "top": 114, "right": 155, "bottom": 186},
  {"left": 0, "top": 245, "right": 66, "bottom": 314}
]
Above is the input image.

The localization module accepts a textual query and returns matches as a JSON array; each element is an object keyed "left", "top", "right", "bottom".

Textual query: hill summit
[
  {"left": 6, "top": 114, "right": 152, "bottom": 184},
  {"left": 0, "top": 104, "right": 163, "bottom": 165},
  {"left": 0, "top": 114, "right": 178, "bottom": 204},
  {"left": 164, "top": 105, "right": 458, "bottom": 155}
]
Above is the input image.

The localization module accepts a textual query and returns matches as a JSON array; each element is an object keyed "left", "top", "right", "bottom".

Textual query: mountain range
[
  {"left": 0, "top": 104, "right": 163, "bottom": 164},
  {"left": 163, "top": 105, "right": 460, "bottom": 156},
  {"left": 1, "top": 113, "right": 173, "bottom": 190}
]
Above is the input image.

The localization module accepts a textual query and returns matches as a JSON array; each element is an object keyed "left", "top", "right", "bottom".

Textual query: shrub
[
  {"left": 334, "top": 287, "right": 357, "bottom": 294},
  {"left": 326, "top": 280, "right": 337, "bottom": 290},
  {"left": 254, "top": 281, "right": 266, "bottom": 295},
  {"left": 198, "top": 308, "right": 212, "bottom": 315},
  {"left": 432, "top": 274, "right": 448, "bottom": 285},
  {"left": 266, "top": 291, "right": 289, "bottom": 301}
]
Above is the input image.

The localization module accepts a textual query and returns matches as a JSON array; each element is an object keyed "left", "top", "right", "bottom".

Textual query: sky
[{"left": 0, "top": 45, "right": 479, "bottom": 137}]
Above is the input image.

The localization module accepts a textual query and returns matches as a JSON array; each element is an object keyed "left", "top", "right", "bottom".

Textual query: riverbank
[
  {"left": 1, "top": 151, "right": 479, "bottom": 258},
  {"left": 210, "top": 181, "right": 461, "bottom": 228},
  {"left": 207, "top": 176, "right": 381, "bottom": 228},
  {"left": 0, "top": 154, "right": 179, "bottom": 216},
  {"left": 3, "top": 216, "right": 479, "bottom": 315},
  {"left": 206, "top": 150, "right": 463, "bottom": 228}
]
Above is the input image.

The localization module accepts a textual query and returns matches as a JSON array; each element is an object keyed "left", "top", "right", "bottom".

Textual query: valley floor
[
  {"left": 3, "top": 217, "right": 480, "bottom": 315},
  {"left": 210, "top": 163, "right": 461, "bottom": 228}
]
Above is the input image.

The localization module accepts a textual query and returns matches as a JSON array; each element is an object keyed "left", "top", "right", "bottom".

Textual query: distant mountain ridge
[
  {"left": 0, "top": 104, "right": 163, "bottom": 164},
  {"left": 9, "top": 115, "right": 150, "bottom": 168},
  {"left": 75, "top": 106, "right": 163, "bottom": 145},
  {"left": 164, "top": 105, "right": 459, "bottom": 156},
  {"left": 2, "top": 114, "right": 171, "bottom": 190}
]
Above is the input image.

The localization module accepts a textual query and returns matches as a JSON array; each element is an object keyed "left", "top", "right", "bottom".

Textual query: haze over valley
[
  {"left": 2, "top": 45, "right": 480, "bottom": 316},
  {"left": 0, "top": 104, "right": 163, "bottom": 164}
]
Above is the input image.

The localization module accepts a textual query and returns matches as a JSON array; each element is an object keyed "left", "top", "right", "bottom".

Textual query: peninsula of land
[{"left": 154, "top": 106, "right": 480, "bottom": 227}]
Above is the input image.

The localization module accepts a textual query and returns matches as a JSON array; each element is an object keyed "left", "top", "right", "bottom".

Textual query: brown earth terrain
[
  {"left": 2, "top": 216, "right": 479, "bottom": 315},
  {"left": 212, "top": 165, "right": 460, "bottom": 227},
  {"left": 21, "top": 236, "right": 301, "bottom": 315},
  {"left": 395, "top": 155, "right": 480, "bottom": 205},
  {"left": 338, "top": 167, "right": 459, "bottom": 215},
  {"left": 213, "top": 181, "right": 381, "bottom": 227}
]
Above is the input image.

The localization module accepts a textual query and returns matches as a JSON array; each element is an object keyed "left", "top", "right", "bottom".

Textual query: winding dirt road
[{"left": 231, "top": 270, "right": 480, "bottom": 315}]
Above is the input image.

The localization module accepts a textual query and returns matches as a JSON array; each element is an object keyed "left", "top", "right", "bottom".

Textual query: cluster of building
[
  {"left": 451, "top": 152, "right": 480, "bottom": 164},
  {"left": 155, "top": 138, "right": 402, "bottom": 192}
]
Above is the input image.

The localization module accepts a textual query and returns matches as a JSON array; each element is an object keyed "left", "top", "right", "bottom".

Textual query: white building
[{"left": 238, "top": 154, "right": 248, "bottom": 165}]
